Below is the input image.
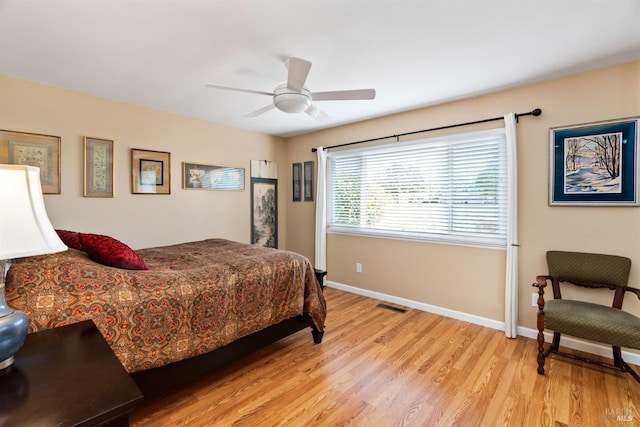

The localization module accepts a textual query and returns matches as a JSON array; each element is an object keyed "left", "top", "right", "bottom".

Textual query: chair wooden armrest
[
  {"left": 533, "top": 275, "right": 551, "bottom": 288},
  {"left": 532, "top": 275, "right": 552, "bottom": 311},
  {"left": 625, "top": 286, "right": 640, "bottom": 300}
]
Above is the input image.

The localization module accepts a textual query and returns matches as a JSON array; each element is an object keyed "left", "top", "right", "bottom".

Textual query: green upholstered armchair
[{"left": 533, "top": 250, "right": 640, "bottom": 382}]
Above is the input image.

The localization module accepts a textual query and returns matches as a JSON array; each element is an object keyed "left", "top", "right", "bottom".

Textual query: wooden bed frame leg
[
  {"left": 312, "top": 327, "right": 324, "bottom": 344},
  {"left": 314, "top": 269, "right": 327, "bottom": 290}
]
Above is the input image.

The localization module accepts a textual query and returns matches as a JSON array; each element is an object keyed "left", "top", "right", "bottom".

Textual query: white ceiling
[{"left": 1, "top": 0, "right": 640, "bottom": 138}]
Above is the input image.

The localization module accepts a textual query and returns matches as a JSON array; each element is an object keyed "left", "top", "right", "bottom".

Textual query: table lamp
[{"left": 0, "top": 164, "right": 67, "bottom": 371}]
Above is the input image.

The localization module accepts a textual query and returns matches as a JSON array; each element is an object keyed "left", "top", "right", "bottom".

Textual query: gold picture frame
[
  {"left": 131, "top": 148, "right": 171, "bottom": 194},
  {"left": 84, "top": 136, "right": 114, "bottom": 198},
  {"left": 0, "top": 129, "right": 61, "bottom": 194}
]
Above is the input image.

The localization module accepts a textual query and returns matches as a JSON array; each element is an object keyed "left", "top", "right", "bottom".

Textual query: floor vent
[{"left": 376, "top": 303, "right": 408, "bottom": 313}]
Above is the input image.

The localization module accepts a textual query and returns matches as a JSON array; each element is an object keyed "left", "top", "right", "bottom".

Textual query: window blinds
[{"left": 327, "top": 128, "right": 508, "bottom": 248}]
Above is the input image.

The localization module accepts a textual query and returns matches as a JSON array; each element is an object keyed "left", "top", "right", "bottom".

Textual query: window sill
[{"left": 327, "top": 227, "right": 506, "bottom": 251}]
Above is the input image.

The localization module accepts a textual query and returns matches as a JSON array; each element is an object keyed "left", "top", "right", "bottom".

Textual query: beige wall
[
  {"left": 285, "top": 60, "right": 640, "bottom": 329},
  {"left": 0, "top": 75, "right": 287, "bottom": 250},
  {"left": 3, "top": 61, "right": 640, "bottom": 332}
]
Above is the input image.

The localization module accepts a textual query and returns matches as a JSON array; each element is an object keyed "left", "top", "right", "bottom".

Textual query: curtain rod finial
[
  {"left": 311, "top": 148, "right": 318, "bottom": 153},
  {"left": 532, "top": 108, "right": 542, "bottom": 116}
]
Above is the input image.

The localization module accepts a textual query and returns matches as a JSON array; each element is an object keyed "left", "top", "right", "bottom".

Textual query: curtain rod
[{"left": 311, "top": 108, "right": 542, "bottom": 152}]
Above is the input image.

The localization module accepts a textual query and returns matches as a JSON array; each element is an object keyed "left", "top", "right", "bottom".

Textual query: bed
[{"left": 5, "top": 237, "right": 326, "bottom": 399}]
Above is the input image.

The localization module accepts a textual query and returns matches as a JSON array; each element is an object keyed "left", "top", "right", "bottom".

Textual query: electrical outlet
[
  {"left": 356, "top": 262, "right": 362, "bottom": 273},
  {"left": 531, "top": 292, "right": 538, "bottom": 307}
]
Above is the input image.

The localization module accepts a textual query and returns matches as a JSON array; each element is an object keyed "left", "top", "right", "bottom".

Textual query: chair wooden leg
[
  {"left": 621, "top": 360, "right": 640, "bottom": 383},
  {"left": 551, "top": 332, "right": 560, "bottom": 352},
  {"left": 613, "top": 346, "right": 623, "bottom": 368},
  {"left": 536, "top": 331, "right": 563, "bottom": 376},
  {"left": 536, "top": 308, "right": 546, "bottom": 375},
  {"left": 536, "top": 330, "right": 546, "bottom": 374},
  {"left": 613, "top": 346, "right": 640, "bottom": 383}
]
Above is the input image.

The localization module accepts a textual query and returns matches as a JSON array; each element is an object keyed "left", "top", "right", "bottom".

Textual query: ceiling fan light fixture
[
  {"left": 273, "top": 91, "right": 312, "bottom": 114},
  {"left": 205, "top": 58, "right": 376, "bottom": 120}
]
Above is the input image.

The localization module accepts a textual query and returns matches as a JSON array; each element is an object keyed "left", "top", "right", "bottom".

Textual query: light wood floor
[{"left": 131, "top": 287, "right": 640, "bottom": 426}]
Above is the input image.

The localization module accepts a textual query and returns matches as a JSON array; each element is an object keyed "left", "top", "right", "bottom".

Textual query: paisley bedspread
[{"left": 5, "top": 239, "right": 326, "bottom": 373}]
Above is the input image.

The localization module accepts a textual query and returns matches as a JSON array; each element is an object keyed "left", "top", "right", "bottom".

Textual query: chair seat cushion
[{"left": 545, "top": 299, "right": 640, "bottom": 349}]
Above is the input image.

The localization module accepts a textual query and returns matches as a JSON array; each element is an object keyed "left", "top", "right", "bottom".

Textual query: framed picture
[
  {"left": 304, "top": 160, "right": 314, "bottom": 201},
  {"left": 84, "top": 136, "right": 114, "bottom": 197},
  {"left": 292, "top": 162, "right": 302, "bottom": 201},
  {"left": 182, "top": 162, "right": 244, "bottom": 190},
  {"left": 131, "top": 148, "right": 171, "bottom": 194},
  {"left": 550, "top": 117, "right": 639, "bottom": 206},
  {"left": 251, "top": 178, "right": 278, "bottom": 248},
  {"left": 0, "top": 129, "right": 61, "bottom": 194}
]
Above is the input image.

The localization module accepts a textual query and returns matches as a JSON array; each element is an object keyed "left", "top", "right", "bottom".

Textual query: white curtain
[
  {"left": 314, "top": 147, "right": 328, "bottom": 270},
  {"left": 504, "top": 113, "right": 519, "bottom": 338}
]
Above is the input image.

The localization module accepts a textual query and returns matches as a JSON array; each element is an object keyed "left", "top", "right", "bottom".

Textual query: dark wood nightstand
[{"left": 0, "top": 320, "right": 143, "bottom": 427}]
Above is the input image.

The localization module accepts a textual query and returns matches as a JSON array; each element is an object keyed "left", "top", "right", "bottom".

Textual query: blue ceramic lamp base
[{"left": 0, "top": 260, "right": 29, "bottom": 372}]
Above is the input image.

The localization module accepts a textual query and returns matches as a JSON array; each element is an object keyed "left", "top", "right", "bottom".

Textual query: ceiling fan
[{"left": 205, "top": 57, "right": 376, "bottom": 120}]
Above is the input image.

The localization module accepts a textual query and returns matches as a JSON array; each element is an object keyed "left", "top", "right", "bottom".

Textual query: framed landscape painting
[
  {"left": 549, "top": 117, "right": 639, "bottom": 206},
  {"left": 182, "top": 162, "right": 244, "bottom": 190},
  {"left": 251, "top": 178, "right": 278, "bottom": 248}
]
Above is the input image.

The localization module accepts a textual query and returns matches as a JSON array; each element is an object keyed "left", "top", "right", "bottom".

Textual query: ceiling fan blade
[
  {"left": 311, "top": 88, "right": 376, "bottom": 101},
  {"left": 305, "top": 104, "right": 330, "bottom": 121},
  {"left": 244, "top": 104, "right": 276, "bottom": 118},
  {"left": 286, "top": 57, "right": 312, "bottom": 92},
  {"left": 205, "top": 83, "right": 274, "bottom": 97}
]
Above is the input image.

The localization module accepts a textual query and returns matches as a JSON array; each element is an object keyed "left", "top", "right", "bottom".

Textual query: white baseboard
[
  {"left": 516, "top": 327, "right": 640, "bottom": 366},
  {"left": 326, "top": 280, "right": 640, "bottom": 366},
  {"left": 326, "top": 280, "right": 504, "bottom": 331}
]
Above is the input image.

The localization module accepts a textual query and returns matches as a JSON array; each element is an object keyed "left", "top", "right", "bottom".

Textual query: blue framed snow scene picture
[{"left": 549, "top": 117, "right": 639, "bottom": 206}]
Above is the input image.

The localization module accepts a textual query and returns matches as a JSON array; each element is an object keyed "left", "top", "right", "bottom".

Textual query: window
[{"left": 327, "top": 128, "right": 508, "bottom": 248}]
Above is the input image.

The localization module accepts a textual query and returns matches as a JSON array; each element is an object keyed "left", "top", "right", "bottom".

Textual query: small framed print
[
  {"left": 0, "top": 129, "right": 61, "bottom": 194},
  {"left": 84, "top": 136, "right": 114, "bottom": 197},
  {"left": 549, "top": 117, "right": 639, "bottom": 206},
  {"left": 182, "top": 162, "right": 245, "bottom": 190},
  {"left": 131, "top": 148, "right": 171, "bottom": 194},
  {"left": 292, "top": 162, "right": 302, "bottom": 201},
  {"left": 304, "top": 160, "right": 314, "bottom": 201}
]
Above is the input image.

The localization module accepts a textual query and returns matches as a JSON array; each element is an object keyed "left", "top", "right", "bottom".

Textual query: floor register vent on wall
[{"left": 376, "top": 303, "right": 408, "bottom": 313}]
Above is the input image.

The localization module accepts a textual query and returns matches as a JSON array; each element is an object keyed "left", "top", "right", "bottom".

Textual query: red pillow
[
  {"left": 78, "top": 233, "right": 148, "bottom": 270},
  {"left": 55, "top": 229, "right": 84, "bottom": 251}
]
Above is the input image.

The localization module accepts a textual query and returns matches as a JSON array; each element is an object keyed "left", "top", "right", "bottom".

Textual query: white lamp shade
[{"left": 0, "top": 164, "right": 67, "bottom": 259}]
